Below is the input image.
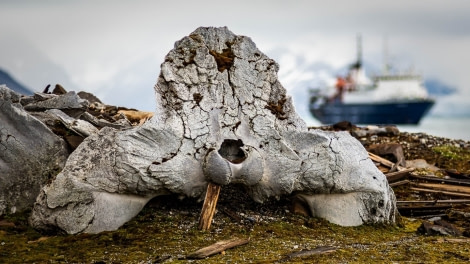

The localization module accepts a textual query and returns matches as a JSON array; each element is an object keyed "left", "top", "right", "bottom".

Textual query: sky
[{"left": 1, "top": 0, "right": 470, "bottom": 131}]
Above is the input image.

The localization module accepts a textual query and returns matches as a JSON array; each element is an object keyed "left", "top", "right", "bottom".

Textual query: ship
[{"left": 309, "top": 36, "right": 435, "bottom": 125}]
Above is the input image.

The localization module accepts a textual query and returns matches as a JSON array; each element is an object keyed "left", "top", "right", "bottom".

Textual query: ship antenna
[{"left": 383, "top": 35, "right": 390, "bottom": 74}]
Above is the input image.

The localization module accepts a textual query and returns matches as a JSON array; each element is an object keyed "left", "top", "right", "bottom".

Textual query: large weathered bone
[{"left": 30, "top": 27, "right": 397, "bottom": 234}]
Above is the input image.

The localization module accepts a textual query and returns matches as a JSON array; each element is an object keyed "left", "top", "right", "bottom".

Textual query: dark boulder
[{"left": 0, "top": 85, "right": 69, "bottom": 215}]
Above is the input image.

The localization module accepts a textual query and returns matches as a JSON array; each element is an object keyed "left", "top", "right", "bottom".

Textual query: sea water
[{"left": 397, "top": 116, "right": 470, "bottom": 141}]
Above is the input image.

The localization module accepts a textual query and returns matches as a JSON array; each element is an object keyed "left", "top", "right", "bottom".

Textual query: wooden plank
[
  {"left": 397, "top": 199, "right": 470, "bottom": 204},
  {"left": 368, "top": 152, "right": 408, "bottom": 171},
  {"left": 410, "top": 187, "right": 470, "bottom": 198},
  {"left": 386, "top": 168, "right": 414, "bottom": 182},
  {"left": 368, "top": 152, "right": 395, "bottom": 167},
  {"left": 281, "top": 246, "right": 337, "bottom": 261},
  {"left": 221, "top": 207, "right": 242, "bottom": 222},
  {"left": 409, "top": 174, "right": 470, "bottom": 187},
  {"left": 397, "top": 205, "right": 452, "bottom": 217},
  {"left": 413, "top": 182, "right": 470, "bottom": 194},
  {"left": 186, "top": 238, "right": 249, "bottom": 259},
  {"left": 198, "top": 182, "right": 221, "bottom": 230},
  {"left": 389, "top": 180, "right": 410, "bottom": 187}
]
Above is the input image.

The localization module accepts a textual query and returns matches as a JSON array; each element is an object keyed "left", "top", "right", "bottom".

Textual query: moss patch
[
  {"left": 433, "top": 145, "right": 470, "bottom": 173},
  {"left": 2, "top": 195, "right": 470, "bottom": 263},
  {"left": 3, "top": 131, "right": 470, "bottom": 263}
]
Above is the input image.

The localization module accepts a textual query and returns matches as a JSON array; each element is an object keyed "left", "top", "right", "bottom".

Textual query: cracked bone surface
[{"left": 30, "top": 27, "right": 397, "bottom": 234}]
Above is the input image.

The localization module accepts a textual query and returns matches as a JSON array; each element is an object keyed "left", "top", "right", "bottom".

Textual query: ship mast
[
  {"left": 356, "top": 34, "right": 362, "bottom": 69},
  {"left": 383, "top": 35, "right": 390, "bottom": 75},
  {"left": 348, "top": 34, "right": 363, "bottom": 90}
]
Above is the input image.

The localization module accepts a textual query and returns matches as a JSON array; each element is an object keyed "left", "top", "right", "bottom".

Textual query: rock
[
  {"left": 350, "top": 125, "right": 399, "bottom": 138},
  {"left": 18, "top": 92, "right": 53, "bottom": 106},
  {"left": 332, "top": 121, "right": 357, "bottom": 131},
  {"left": 0, "top": 86, "right": 69, "bottom": 215},
  {"left": 28, "top": 110, "right": 87, "bottom": 151},
  {"left": 46, "top": 109, "right": 99, "bottom": 137},
  {"left": 417, "top": 219, "right": 462, "bottom": 236},
  {"left": 77, "top": 91, "right": 102, "bottom": 104},
  {"left": 52, "top": 84, "right": 67, "bottom": 95},
  {"left": 406, "top": 159, "right": 440, "bottom": 172},
  {"left": 79, "top": 111, "right": 131, "bottom": 130},
  {"left": 30, "top": 26, "right": 397, "bottom": 234},
  {"left": 23, "top": 91, "right": 88, "bottom": 118},
  {"left": 0, "top": 84, "right": 21, "bottom": 103},
  {"left": 368, "top": 143, "right": 406, "bottom": 168}
]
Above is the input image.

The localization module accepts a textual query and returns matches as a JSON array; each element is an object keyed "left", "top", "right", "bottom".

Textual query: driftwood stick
[
  {"left": 397, "top": 199, "right": 470, "bottom": 204},
  {"left": 412, "top": 182, "right": 470, "bottom": 194},
  {"left": 409, "top": 174, "right": 470, "bottom": 187},
  {"left": 368, "top": 152, "right": 408, "bottom": 171},
  {"left": 279, "top": 246, "right": 337, "bottom": 262},
  {"left": 389, "top": 180, "right": 410, "bottom": 187},
  {"left": 385, "top": 168, "right": 414, "bottom": 182},
  {"left": 221, "top": 207, "right": 243, "bottom": 222},
  {"left": 198, "top": 182, "right": 221, "bottom": 230},
  {"left": 410, "top": 187, "right": 470, "bottom": 198},
  {"left": 186, "top": 237, "right": 249, "bottom": 259}
]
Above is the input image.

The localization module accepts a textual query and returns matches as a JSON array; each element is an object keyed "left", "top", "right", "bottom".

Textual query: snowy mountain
[{"left": 424, "top": 79, "right": 457, "bottom": 96}]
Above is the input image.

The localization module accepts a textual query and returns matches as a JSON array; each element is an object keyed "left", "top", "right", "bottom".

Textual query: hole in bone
[
  {"left": 218, "top": 139, "right": 246, "bottom": 164},
  {"left": 371, "top": 207, "right": 377, "bottom": 215},
  {"left": 378, "top": 200, "right": 385, "bottom": 208}
]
